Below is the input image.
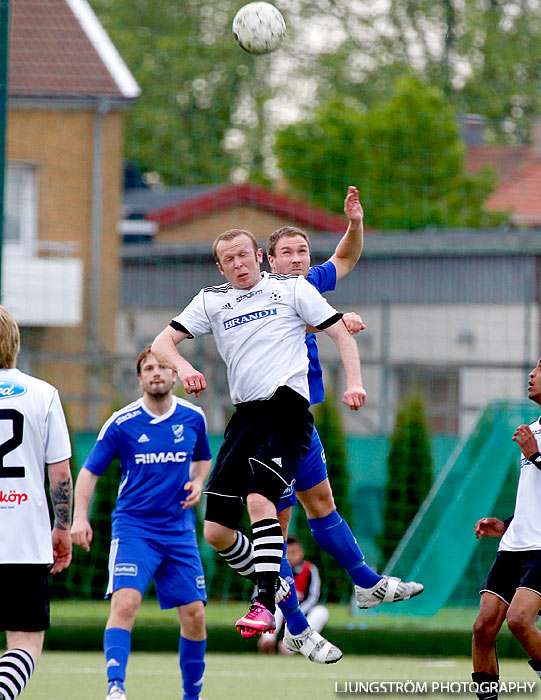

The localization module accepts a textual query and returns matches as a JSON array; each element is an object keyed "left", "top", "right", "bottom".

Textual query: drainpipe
[{"left": 88, "top": 98, "right": 110, "bottom": 429}]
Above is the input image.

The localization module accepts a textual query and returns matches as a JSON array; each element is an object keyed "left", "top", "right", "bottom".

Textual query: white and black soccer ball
[{"left": 232, "top": 2, "right": 286, "bottom": 55}]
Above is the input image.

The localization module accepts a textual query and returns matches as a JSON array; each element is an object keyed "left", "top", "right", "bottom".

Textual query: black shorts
[
  {"left": 205, "top": 386, "right": 314, "bottom": 530},
  {"left": 0, "top": 564, "right": 50, "bottom": 631},
  {"left": 481, "top": 550, "right": 541, "bottom": 605}
]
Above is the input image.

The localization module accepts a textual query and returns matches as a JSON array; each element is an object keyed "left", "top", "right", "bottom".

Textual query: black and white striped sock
[
  {"left": 218, "top": 531, "right": 256, "bottom": 582},
  {"left": 0, "top": 649, "right": 34, "bottom": 700},
  {"left": 252, "top": 518, "right": 283, "bottom": 612}
]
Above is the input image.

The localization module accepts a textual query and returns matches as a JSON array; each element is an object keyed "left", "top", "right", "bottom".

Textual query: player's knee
[
  {"left": 180, "top": 601, "right": 206, "bottom": 637},
  {"left": 110, "top": 594, "right": 139, "bottom": 623},
  {"left": 473, "top": 613, "right": 500, "bottom": 645},
  {"left": 298, "top": 483, "right": 335, "bottom": 519},
  {"left": 247, "top": 492, "right": 275, "bottom": 521},
  {"left": 506, "top": 610, "right": 532, "bottom": 640},
  {"left": 203, "top": 521, "right": 231, "bottom": 551}
]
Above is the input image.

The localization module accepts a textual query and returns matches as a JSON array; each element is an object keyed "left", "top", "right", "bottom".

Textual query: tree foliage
[
  {"left": 294, "top": 0, "right": 541, "bottom": 145},
  {"left": 379, "top": 393, "right": 434, "bottom": 568},
  {"left": 90, "top": 0, "right": 277, "bottom": 185},
  {"left": 276, "top": 75, "right": 507, "bottom": 229},
  {"left": 89, "top": 0, "right": 541, "bottom": 216}
]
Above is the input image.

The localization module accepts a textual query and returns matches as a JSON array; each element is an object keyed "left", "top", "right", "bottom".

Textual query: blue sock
[
  {"left": 308, "top": 510, "right": 383, "bottom": 588},
  {"left": 277, "top": 549, "right": 310, "bottom": 635},
  {"left": 104, "top": 627, "right": 131, "bottom": 686},
  {"left": 179, "top": 636, "right": 206, "bottom": 700}
]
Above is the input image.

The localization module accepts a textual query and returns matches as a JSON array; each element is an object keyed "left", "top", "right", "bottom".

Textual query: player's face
[
  {"left": 138, "top": 354, "right": 177, "bottom": 398},
  {"left": 216, "top": 235, "right": 263, "bottom": 290},
  {"left": 528, "top": 359, "right": 541, "bottom": 403},
  {"left": 268, "top": 235, "right": 311, "bottom": 278}
]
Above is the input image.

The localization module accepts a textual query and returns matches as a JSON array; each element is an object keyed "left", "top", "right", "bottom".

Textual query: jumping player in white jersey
[
  {"left": 472, "top": 358, "right": 541, "bottom": 700},
  {"left": 0, "top": 306, "right": 73, "bottom": 700},
  {"left": 71, "top": 346, "right": 211, "bottom": 700},
  {"left": 151, "top": 228, "right": 366, "bottom": 638}
]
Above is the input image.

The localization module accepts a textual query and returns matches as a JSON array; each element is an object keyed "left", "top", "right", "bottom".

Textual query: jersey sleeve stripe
[
  {"left": 170, "top": 319, "right": 194, "bottom": 338},
  {"left": 316, "top": 312, "right": 343, "bottom": 330}
]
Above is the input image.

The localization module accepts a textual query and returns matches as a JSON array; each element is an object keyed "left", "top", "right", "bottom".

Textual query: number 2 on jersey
[{"left": 0, "top": 408, "right": 25, "bottom": 478}]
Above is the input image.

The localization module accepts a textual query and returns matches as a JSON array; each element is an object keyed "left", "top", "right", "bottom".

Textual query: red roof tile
[
  {"left": 466, "top": 145, "right": 541, "bottom": 226},
  {"left": 146, "top": 184, "right": 349, "bottom": 234},
  {"left": 8, "top": 0, "right": 138, "bottom": 99}
]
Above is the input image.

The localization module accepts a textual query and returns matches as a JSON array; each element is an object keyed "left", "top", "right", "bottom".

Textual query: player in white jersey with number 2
[
  {"left": 472, "top": 358, "right": 541, "bottom": 700},
  {"left": 0, "top": 306, "right": 73, "bottom": 700},
  {"left": 152, "top": 228, "right": 366, "bottom": 638},
  {"left": 71, "top": 346, "right": 211, "bottom": 700}
]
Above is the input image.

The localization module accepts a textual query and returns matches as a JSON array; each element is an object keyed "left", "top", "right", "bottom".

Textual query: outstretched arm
[
  {"left": 71, "top": 467, "right": 99, "bottom": 552},
  {"left": 152, "top": 325, "right": 207, "bottom": 397},
  {"left": 329, "top": 185, "right": 364, "bottom": 281},
  {"left": 48, "top": 459, "right": 73, "bottom": 573},
  {"left": 323, "top": 320, "right": 366, "bottom": 410}
]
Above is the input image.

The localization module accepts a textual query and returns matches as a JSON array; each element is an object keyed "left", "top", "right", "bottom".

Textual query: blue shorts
[
  {"left": 106, "top": 534, "right": 207, "bottom": 609},
  {"left": 277, "top": 426, "right": 327, "bottom": 513}
]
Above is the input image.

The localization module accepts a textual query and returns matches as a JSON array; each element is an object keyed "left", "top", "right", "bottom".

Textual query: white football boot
[
  {"left": 282, "top": 625, "right": 343, "bottom": 664},
  {"left": 354, "top": 574, "right": 424, "bottom": 609},
  {"left": 106, "top": 682, "right": 127, "bottom": 700}
]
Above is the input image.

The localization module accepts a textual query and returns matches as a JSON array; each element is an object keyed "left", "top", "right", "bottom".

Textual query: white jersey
[
  {"left": 0, "top": 368, "right": 71, "bottom": 564},
  {"left": 499, "top": 416, "right": 541, "bottom": 552},
  {"left": 172, "top": 272, "right": 340, "bottom": 404}
]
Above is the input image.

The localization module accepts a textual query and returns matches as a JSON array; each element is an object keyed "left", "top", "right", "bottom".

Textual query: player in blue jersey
[
  {"left": 262, "top": 186, "right": 423, "bottom": 659},
  {"left": 71, "top": 346, "right": 211, "bottom": 700}
]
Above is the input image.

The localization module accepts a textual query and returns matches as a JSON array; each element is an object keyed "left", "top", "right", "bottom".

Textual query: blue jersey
[
  {"left": 306, "top": 260, "right": 337, "bottom": 405},
  {"left": 84, "top": 397, "right": 211, "bottom": 541}
]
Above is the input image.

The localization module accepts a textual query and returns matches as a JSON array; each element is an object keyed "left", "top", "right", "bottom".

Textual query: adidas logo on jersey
[
  {"left": 220, "top": 302, "right": 233, "bottom": 310},
  {"left": 137, "top": 433, "right": 150, "bottom": 443}
]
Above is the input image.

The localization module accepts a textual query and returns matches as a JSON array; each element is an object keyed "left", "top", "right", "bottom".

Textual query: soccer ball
[{"left": 232, "top": 2, "right": 286, "bottom": 55}]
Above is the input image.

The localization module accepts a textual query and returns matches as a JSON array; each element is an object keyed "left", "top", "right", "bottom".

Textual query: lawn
[{"left": 21, "top": 651, "right": 541, "bottom": 700}]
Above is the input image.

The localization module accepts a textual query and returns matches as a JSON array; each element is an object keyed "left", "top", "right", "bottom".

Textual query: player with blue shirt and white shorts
[
  {"left": 71, "top": 346, "right": 211, "bottom": 700},
  {"left": 261, "top": 187, "right": 423, "bottom": 661}
]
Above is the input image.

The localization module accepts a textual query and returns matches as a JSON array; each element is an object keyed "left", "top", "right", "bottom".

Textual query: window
[
  {"left": 4, "top": 163, "right": 37, "bottom": 256},
  {"left": 396, "top": 367, "right": 459, "bottom": 434}
]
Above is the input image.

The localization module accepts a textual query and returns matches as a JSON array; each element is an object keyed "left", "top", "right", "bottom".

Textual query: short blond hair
[
  {"left": 0, "top": 306, "right": 20, "bottom": 368},
  {"left": 212, "top": 229, "right": 258, "bottom": 263}
]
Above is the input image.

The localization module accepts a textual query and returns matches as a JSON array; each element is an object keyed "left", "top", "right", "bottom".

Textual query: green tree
[
  {"left": 378, "top": 393, "right": 434, "bottom": 568},
  {"left": 90, "top": 0, "right": 277, "bottom": 185},
  {"left": 293, "top": 1, "right": 541, "bottom": 144},
  {"left": 292, "top": 387, "right": 352, "bottom": 603},
  {"left": 276, "top": 75, "right": 507, "bottom": 229}
]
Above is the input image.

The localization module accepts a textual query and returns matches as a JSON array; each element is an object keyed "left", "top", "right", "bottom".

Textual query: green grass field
[{"left": 21, "top": 652, "right": 541, "bottom": 700}]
